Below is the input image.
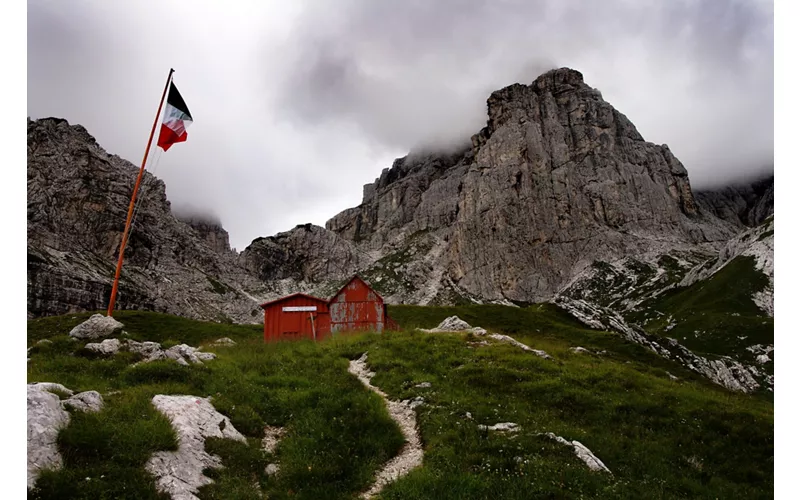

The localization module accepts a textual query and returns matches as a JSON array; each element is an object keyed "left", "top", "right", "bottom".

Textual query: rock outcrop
[
  {"left": 145, "top": 395, "right": 247, "bottom": 500},
  {"left": 176, "top": 214, "right": 233, "bottom": 255},
  {"left": 541, "top": 432, "right": 612, "bottom": 474},
  {"left": 695, "top": 174, "right": 774, "bottom": 228},
  {"left": 82, "top": 337, "right": 218, "bottom": 366},
  {"left": 27, "top": 117, "right": 270, "bottom": 322},
  {"left": 27, "top": 385, "right": 71, "bottom": 489},
  {"left": 27, "top": 383, "right": 104, "bottom": 489}
]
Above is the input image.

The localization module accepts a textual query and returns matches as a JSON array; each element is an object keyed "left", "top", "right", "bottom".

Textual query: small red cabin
[{"left": 260, "top": 276, "right": 398, "bottom": 342}]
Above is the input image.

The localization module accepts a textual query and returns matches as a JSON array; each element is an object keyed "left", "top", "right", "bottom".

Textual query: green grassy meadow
[{"left": 27, "top": 306, "right": 773, "bottom": 499}]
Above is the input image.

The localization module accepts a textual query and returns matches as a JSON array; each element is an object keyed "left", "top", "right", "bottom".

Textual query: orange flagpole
[{"left": 107, "top": 68, "right": 174, "bottom": 316}]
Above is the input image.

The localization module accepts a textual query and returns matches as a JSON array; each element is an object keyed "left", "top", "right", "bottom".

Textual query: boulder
[
  {"left": 126, "top": 340, "right": 164, "bottom": 360},
  {"left": 436, "top": 316, "right": 473, "bottom": 331},
  {"left": 84, "top": 338, "right": 122, "bottom": 356},
  {"left": 69, "top": 314, "right": 124, "bottom": 340},
  {"left": 165, "top": 344, "right": 203, "bottom": 365},
  {"left": 62, "top": 391, "right": 104, "bottom": 413}
]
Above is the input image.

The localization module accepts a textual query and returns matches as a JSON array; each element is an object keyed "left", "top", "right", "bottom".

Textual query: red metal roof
[
  {"left": 328, "top": 275, "right": 385, "bottom": 303},
  {"left": 259, "top": 292, "right": 328, "bottom": 309},
  {"left": 259, "top": 275, "right": 384, "bottom": 309}
]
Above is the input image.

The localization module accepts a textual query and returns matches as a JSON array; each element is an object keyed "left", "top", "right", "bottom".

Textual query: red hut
[
  {"left": 260, "top": 293, "right": 330, "bottom": 342},
  {"left": 329, "top": 276, "right": 389, "bottom": 333},
  {"left": 260, "top": 275, "right": 398, "bottom": 342}
]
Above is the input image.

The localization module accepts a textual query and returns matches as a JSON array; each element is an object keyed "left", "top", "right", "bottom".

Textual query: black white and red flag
[{"left": 157, "top": 82, "right": 193, "bottom": 151}]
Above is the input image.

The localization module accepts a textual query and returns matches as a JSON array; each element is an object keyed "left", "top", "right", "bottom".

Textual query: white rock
[
  {"left": 262, "top": 425, "right": 286, "bottom": 454},
  {"left": 210, "top": 337, "right": 236, "bottom": 346},
  {"left": 478, "top": 422, "right": 520, "bottom": 432},
  {"left": 29, "top": 382, "right": 74, "bottom": 397},
  {"left": 265, "top": 463, "right": 280, "bottom": 476},
  {"left": 756, "top": 354, "right": 771, "bottom": 364},
  {"left": 84, "top": 338, "right": 122, "bottom": 356},
  {"left": 165, "top": 344, "right": 203, "bottom": 365},
  {"left": 126, "top": 340, "right": 163, "bottom": 359},
  {"left": 27, "top": 384, "right": 71, "bottom": 489},
  {"left": 414, "top": 382, "right": 432, "bottom": 389},
  {"left": 572, "top": 441, "right": 612, "bottom": 473},
  {"left": 542, "top": 432, "right": 612, "bottom": 473},
  {"left": 62, "top": 391, "right": 104, "bottom": 413},
  {"left": 195, "top": 352, "right": 217, "bottom": 362},
  {"left": 489, "top": 334, "right": 552, "bottom": 359},
  {"left": 404, "top": 397, "right": 425, "bottom": 409},
  {"left": 69, "top": 314, "right": 125, "bottom": 340},
  {"left": 435, "top": 316, "right": 472, "bottom": 331},
  {"left": 570, "top": 347, "right": 591, "bottom": 354},
  {"left": 145, "top": 395, "right": 246, "bottom": 500}
]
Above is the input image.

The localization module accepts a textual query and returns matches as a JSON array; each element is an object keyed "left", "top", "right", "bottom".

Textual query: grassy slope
[
  {"left": 28, "top": 307, "right": 773, "bottom": 499},
  {"left": 28, "top": 311, "right": 405, "bottom": 500},
  {"left": 629, "top": 256, "right": 773, "bottom": 365}
]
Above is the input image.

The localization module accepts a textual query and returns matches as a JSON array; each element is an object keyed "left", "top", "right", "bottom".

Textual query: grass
[
  {"left": 28, "top": 312, "right": 404, "bottom": 500},
  {"left": 28, "top": 305, "right": 773, "bottom": 499},
  {"left": 630, "top": 256, "right": 773, "bottom": 365}
]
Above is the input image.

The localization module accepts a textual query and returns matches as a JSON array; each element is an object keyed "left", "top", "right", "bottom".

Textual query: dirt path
[{"left": 348, "top": 353, "right": 424, "bottom": 499}]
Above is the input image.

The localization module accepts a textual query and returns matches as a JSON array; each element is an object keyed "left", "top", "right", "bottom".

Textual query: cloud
[
  {"left": 275, "top": 0, "right": 774, "bottom": 184},
  {"left": 28, "top": 0, "right": 773, "bottom": 249}
]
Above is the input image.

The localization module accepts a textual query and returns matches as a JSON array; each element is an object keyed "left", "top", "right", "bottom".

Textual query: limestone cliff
[{"left": 253, "top": 68, "right": 737, "bottom": 305}]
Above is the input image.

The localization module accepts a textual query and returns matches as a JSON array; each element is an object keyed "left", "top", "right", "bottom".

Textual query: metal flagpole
[{"left": 107, "top": 68, "right": 175, "bottom": 316}]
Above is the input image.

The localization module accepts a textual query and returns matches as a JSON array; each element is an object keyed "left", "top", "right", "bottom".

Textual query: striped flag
[{"left": 157, "top": 82, "right": 193, "bottom": 151}]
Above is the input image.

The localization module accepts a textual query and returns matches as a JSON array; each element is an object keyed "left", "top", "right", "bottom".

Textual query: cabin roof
[
  {"left": 259, "top": 292, "right": 328, "bottom": 309},
  {"left": 329, "top": 275, "right": 385, "bottom": 303}
]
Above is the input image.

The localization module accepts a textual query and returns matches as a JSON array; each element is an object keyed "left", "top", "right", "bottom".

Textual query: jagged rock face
[
  {"left": 178, "top": 216, "right": 233, "bottom": 255},
  {"left": 240, "top": 223, "right": 368, "bottom": 282},
  {"left": 314, "top": 68, "right": 736, "bottom": 303},
  {"left": 694, "top": 174, "right": 774, "bottom": 228},
  {"left": 27, "top": 117, "right": 267, "bottom": 322},
  {"left": 326, "top": 148, "right": 471, "bottom": 247}
]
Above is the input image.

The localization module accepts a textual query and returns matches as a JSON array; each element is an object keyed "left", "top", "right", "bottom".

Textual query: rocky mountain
[
  {"left": 246, "top": 68, "right": 739, "bottom": 305},
  {"left": 694, "top": 174, "right": 774, "bottom": 228},
  {"left": 554, "top": 211, "right": 774, "bottom": 393},
  {"left": 176, "top": 214, "right": 233, "bottom": 255},
  {"left": 27, "top": 117, "right": 270, "bottom": 323}
]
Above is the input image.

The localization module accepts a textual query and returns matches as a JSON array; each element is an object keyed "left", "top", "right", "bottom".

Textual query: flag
[{"left": 157, "top": 82, "right": 193, "bottom": 151}]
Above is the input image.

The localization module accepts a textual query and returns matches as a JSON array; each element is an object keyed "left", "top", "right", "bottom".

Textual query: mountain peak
[{"left": 531, "top": 67, "right": 585, "bottom": 90}]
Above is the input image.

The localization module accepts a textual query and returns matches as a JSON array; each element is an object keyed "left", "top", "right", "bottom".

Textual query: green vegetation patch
[{"left": 632, "top": 256, "right": 773, "bottom": 363}]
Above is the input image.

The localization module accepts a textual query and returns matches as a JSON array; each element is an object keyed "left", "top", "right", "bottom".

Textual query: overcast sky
[{"left": 27, "top": 0, "right": 774, "bottom": 250}]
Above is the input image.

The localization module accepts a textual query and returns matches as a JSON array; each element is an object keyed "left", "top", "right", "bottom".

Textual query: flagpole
[{"left": 107, "top": 68, "right": 175, "bottom": 317}]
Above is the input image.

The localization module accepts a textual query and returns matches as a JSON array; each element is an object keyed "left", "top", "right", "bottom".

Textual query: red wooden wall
[
  {"left": 262, "top": 294, "right": 331, "bottom": 342},
  {"left": 329, "top": 277, "right": 386, "bottom": 333}
]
